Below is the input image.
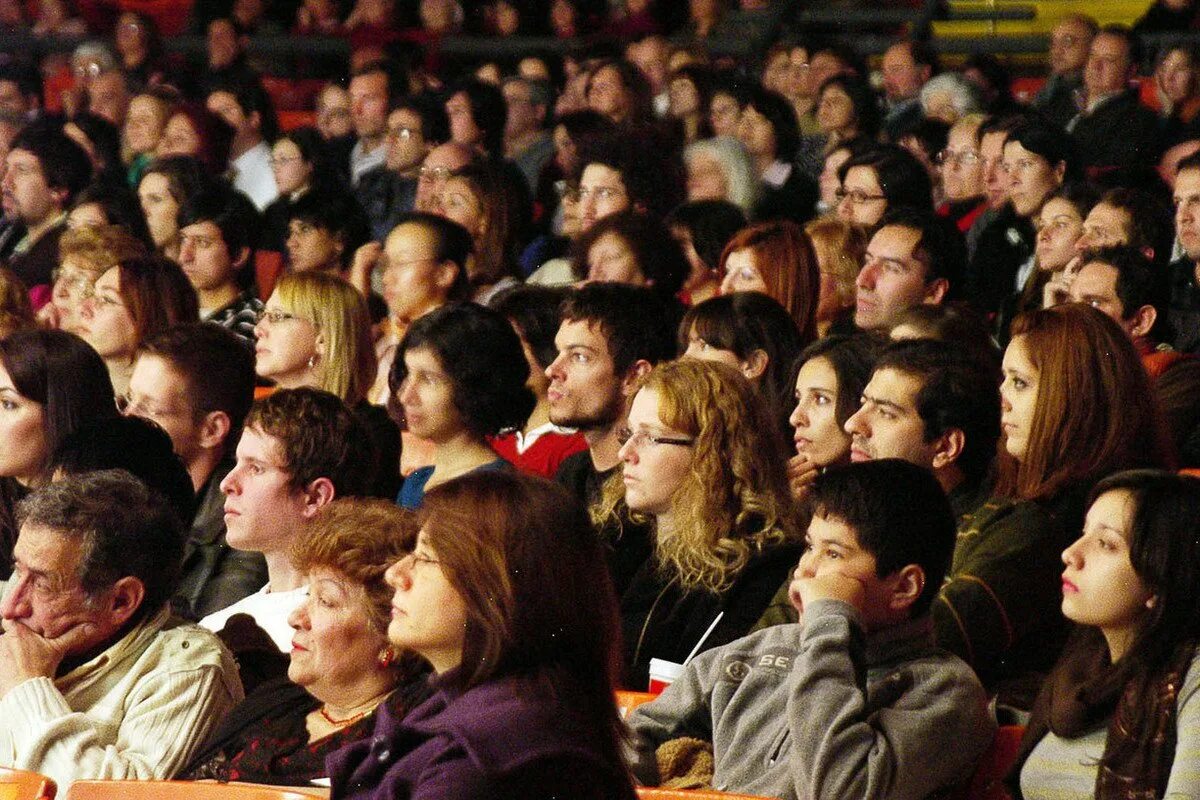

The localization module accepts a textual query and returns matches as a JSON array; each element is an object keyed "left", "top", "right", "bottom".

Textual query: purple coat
[{"left": 326, "top": 671, "right": 636, "bottom": 800}]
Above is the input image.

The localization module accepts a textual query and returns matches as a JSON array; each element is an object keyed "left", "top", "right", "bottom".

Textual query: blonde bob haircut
[
  {"left": 594, "top": 359, "right": 800, "bottom": 594},
  {"left": 273, "top": 271, "right": 376, "bottom": 406},
  {"left": 58, "top": 224, "right": 147, "bottom": 275}
]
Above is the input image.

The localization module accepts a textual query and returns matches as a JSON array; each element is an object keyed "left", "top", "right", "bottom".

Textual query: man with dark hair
[
  {"left": 126, "top": 323, "right": 265, "bottom": 619},
  {"left": 199, "top": 388, "right": 376, "bottom": 650},
  {"left": 629, "top": 460, "right": 993, "bottom": 799},
  {"left": 882, "top": 39, "right": 939, "bottom": 142},
  {"left": 575, "top": 128, "right": 685, "bottom": 229},
  {"left": 1068, "top": 24, "right": 1160, "bottom": 172},
  {"left": 0, "top": 470, "right": 241, "bottom": 787},
  {"left": 176, "top": 184, "right": 263, "bottom": 343},
  {"left": 0, "top": 122, "right": 92, "bottom": 290},
  {"left": 587, "top": 59, "right": 653, "bottom": 127},
  {"left": 0, "top": 64, "right": 41, "bottom": 119},
  {"left": 1068, "top": 245, "right": 1175, "bottom": 367},
  {"left": 348, "top": 59, "right": 404, "bottom": 185},
  {"left": 206, "top": 78, "right": 280, "bottom": 211},
  {"left": 204, "top": 16, "right": 258, "bottom": 91},
  {"left": 502, "top": 76, "right": 555, "bottom": 192},
  {"left": 1169, "top": 150, "right": 1200, "bottom": 352},
  {"left": 844, "top": 339, "right": 999, "bottom": 516},
  {"left": 1073, "top": 186, "right": 1174, "bottom": 269},
  {"left": 358, "top": 92, "right": 448, "bottom": 242},
  {"left": 446, "top": 78, "right": 507, "bottom": 162},
  {"left": 854, "top": 209, "right": 962, "bottom": 330},
  {"left": 1032, "top": 14, "right": 1098, "bottom": 129}
]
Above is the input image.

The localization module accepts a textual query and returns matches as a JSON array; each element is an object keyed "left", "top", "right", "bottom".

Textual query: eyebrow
[{"left": 862, "top": 391, "right": 907, "bottom": 414}]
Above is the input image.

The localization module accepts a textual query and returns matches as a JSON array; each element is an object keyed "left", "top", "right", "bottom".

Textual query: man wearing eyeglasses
[
  {"left": 413, "top": 141, "right": 475, "bottom": 215},
  {"left": 0, "top": 123, "right": 92, "bottom": 294},
  {"left": 935, "top": 116, "right": 988, "bottom": 234},
  {"left": 358, "top": 95, "right": 447, "bottom": 244},
  {"left": 175, "top": 183, "right": 263, "bottom": 345},
  {"left": 1031, "top": 15, "right": 1097, "bottom": 130}
]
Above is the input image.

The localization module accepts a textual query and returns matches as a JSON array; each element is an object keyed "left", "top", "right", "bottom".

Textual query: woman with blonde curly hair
[
  {"left": 255, "top": 271, "right": 400, "bottom": 497},
  {"left": 597, "top": 358, "right": 803, "bottom": 688}
]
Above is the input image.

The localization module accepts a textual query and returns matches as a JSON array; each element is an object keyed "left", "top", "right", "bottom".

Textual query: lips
[
  {"left": 794, "top": 437, "right": 811, "bottom": 455},
  {"left": 1062, "top": 576, "right": 1078, "bottom": 594},
  {"left": 849, "top": 443, "right": 870, "bottom": 462},
  {"left": 547, "top": 387, "right": 564, "bottom": 404}
]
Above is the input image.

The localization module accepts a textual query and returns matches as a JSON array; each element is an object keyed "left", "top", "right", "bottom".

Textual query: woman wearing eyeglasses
[
  {"left": 594, "top": 358, "right": 803, "bottom": 689},
  {"left": 254, "top": 271, "right": 400, "bottom": 498},
  {"left": 835, "top": 144, "right": 933, "bottom": 229},
  {"left": 77, "top": 254, "right": 198, "bottom": 397}
]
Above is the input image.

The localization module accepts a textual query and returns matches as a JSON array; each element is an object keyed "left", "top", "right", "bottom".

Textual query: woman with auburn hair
[
  {"left": 184, "top": 498, "right": 432, "bottom": 785},
  {"left": 718, "top": 219, "right": 820, "bottom": 341},
  {"left": 595, "top": 359, "right": 803, "bottom": 688},
  {"left": 255, "top": 272, "right": 399, "bottom": 498},
  {"left": 1009, "top": 470, "right": 1200, "bottom": 800},
  {"left": 805, "top": 214, "right": 866, "bottom": 336},
  {"left": 438, "top": 162, "right": 521, "bottom": 304},
  {"left": 328, "top": 471, "right": 636, "bottom": 799},
  {"left": 936, "top": 304, "right": 1173, "bottom": 709},
  {"left": 76, "top": 254, "right": 198, "bottom": 397}
]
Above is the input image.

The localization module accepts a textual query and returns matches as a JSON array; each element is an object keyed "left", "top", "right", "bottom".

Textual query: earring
[
  {"left": 378, "top": 647, "right": 395, "bottom": 668},
  {"left": 307, "top": 354, "right": 318, "bottom": 370}
]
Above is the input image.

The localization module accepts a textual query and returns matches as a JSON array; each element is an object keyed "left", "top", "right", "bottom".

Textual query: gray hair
[
  {"left": 17, "top": 470, "right": 183, "bottom": 621},
  {"left": 71, "top": 41, "right": 119, "bottom": 74},
  {"left": 919, "top": 73, "right": 982, "bottom": 121},
  {"left": 684, "top": 135, "right": 760, "bottom": 215}
]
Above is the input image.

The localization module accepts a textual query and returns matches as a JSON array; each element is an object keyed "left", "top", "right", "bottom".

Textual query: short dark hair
[
  {"left": 139, "top": 322, "right": 256, "bottom": 443},
  {"left": 1177, "top": 149, "right": 1200, "bottom": 177},
  {"left": 818, "top": 73, "right": 881, "bottom": 142},
  {"left": 17, "top": 470, "right": 183, "bottom": 625},
  {"left": 1096, "top": 187, "right": 1174, "bottom": 268},
  {"left": 351, "top": 58, "right": 408, "bottom": 107},
  {"left": 1078, "top": 244, "right": 1172, "bottom": 342},
  {"left": 206, "top": 76, "right": 279, "bottom": 143},
  {"left": 809, "top": 459, "right": 956, "bottom": 617},
  {"left": 9, "top": 122, "right": 93, "bottom": 206},
  {"left": 0, "top": 63, "right": 42, "bottom": 106},
  {"left": 391, "top": 303, "right": 534, "bottom": 438},
  {"left": 449, "top": 78, "right": 507, "bottom": 159},
  {"left": 391, "top": 212, "right": 473, "bottom": 302},
  {"left": 743, "top": 85, "right": 801, "bottom": 162},
  {"left": 244, "top": 388, "right": 376, "bottom": 497},
  {"left": 489, "top": 284, "right": 570, "bottom": 370},
  {"left": 286, "top": 189, "right": 371, "bottom": 271},
  {"left": 839, "top": 145, "right": 933, "bottom": 216},
  {"left": 559, "top": 283, "right": 677, "bottom": 375},
  {"left": 1005, "top": 119, "right": 1079, "bottom": 184},
  {"left": 665, "top": 200, "right": 747, "bottom": 273},
  {"left": 877, "top": 207, "right": 967, "bottom": 294},
  {"left": 177, "top": 183, "right": 261, "bottom": 267},
  {"left": 71, "top": 181, "right": 154, "bottom": 247},
  {"left": 1098, "top": 24, "right": 1141, "bottom": 69},
  {"left": 574, "top": 127, "right": 686, "bottom": 220},
  {"left": 49, "top": 416, "right": 195, "bottom": 530},
  {"left": 391, "top": 91, "right": 450, "bottom": 144},
  {"left": 142, "top": 155, "right": 211, "bottom": 207},
  {"left": 874, "top": 339, "right": 1001, "bottom": 486},
  {"left": 571, "top": 210, "right": 689, "bottom": 297}
]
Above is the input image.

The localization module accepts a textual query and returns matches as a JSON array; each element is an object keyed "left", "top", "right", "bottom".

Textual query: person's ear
[
  {"left": 197, "top": 410, "right": 232, "bottom": 451},
  {"left": 620, "top": 358, "right": 653, "bottom": 398},
  {"left": 1129, "top": 304, "right": 1157, "bottom": 339},
  {"left": 301, "top": 476, "right": 336, "bottom": 517},
  {"left": 432, "top": 260, "right": 458, "bottom": 294},
  {"left": 930, "top": 427, "right": 965, "bottom": 471},
  {"left": 739, "top": 349, "right": 769, "bottom": 382},
  {"left": 314, "top": 330, "right": 327, "bottom": 357},
  {"left": 888, "top": 564, "right": 925, "bottom": 615},
  {"left": 231, "top": 245, "right": 250, "bottom": 270},
  {"left": 1053, "top": 160, "right": 1067, "bottom": 183},
  {"left": 105, "top": 576, "right": 146, "bottom": 628},
  {"left": 923, "top": 277, "right": 949, "bottom": 305}
]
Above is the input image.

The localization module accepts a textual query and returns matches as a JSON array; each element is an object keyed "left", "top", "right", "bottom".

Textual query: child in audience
[{"left": 628, "top": 459, "right": 994, "bottom": 799}]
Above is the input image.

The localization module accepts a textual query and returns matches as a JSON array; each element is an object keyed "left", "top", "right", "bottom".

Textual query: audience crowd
[{"left": 0, "top": 2, "right": 1198, "bottom": 798}]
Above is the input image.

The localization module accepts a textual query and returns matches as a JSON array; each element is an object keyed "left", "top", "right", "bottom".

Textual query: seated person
[
  {"left": 628, "top": 460, "right": 994, "bottom": 799},
  {"left": 598, "top": 359, "right": 803, "bottom": 688},
  {"left": 183, "top": 498, "right": 431, "bottom": 785},
  {"left": 200, "top": 388, "right": 376, "bottom": 654},
  {"left": 1012, "top": 471, "right": 1200, "bottom": 799},
  {"left": 0, "top": 470, "right": 242, "bottom": 788}
]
